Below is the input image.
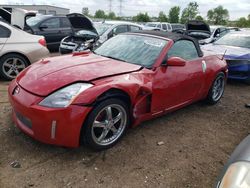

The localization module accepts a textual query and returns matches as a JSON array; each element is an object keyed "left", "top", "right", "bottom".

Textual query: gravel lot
[{"left": 0, "top": 75, "right": 250, "bottom": 187}]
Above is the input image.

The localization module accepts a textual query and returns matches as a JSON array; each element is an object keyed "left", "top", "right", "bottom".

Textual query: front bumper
[{"left": 8, "top": 81, "right": 92, "bottom": 148}]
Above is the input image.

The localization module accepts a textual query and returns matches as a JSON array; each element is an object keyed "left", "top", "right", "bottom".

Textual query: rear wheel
[
  {"left": 82, "top": 98, "right": 129, "bottom": 150},
  {"left": 206, "top": 72, "right": 225, "bottom": 104},
  {"left": 0, "top": 54, "right": 29, "bottom": 80}
]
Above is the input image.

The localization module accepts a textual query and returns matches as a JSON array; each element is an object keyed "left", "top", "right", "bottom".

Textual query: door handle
[{"left": 202, "top": 60, "right": 207, "bottom": 73}]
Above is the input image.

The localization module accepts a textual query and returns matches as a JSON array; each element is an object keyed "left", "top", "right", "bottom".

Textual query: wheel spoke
[
  {"left": 113, "top": 112, "right": 122, "bottom": 124},
  {"left": 13, "top": 58, "right": 18, "bottom": 65},
  {"left": 3, "top": 62, "right": 12, "bottom": 68},
  {"left": 106, "top": 107, "right": 113, "bottom": 120},
  {"left": 98, "top": 129, "right": 109, "bottom": 142},
  {"left": 110, "top": 125, "right": 118, "bottom": 133},
  {"left": 16, "top": 64, "right": 25, "bottom": 69},
  {"left": 14, "top": 69, "right": 20, "bottom": 75},
  {"left": 93, "top": 120, "right": 106, "bottom": 128},
  {"left": 7, "top": 69, "right": 13, "bottom": 75}
]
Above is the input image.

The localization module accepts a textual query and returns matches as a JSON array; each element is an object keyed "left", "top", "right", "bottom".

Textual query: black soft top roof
[{"left": 130, "top": 30, "right": 203, "bottom": 57}]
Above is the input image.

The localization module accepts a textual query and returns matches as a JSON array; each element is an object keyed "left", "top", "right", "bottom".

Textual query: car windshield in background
[
  {"left": 26, "top": 16, "right": 50, "bottom": 26},
  {"left": 94, "top": 23, "right": 112, "bottom": 35},
  {"left": 94, "top": 34, "right": 167, "bottom": 67},
  {"left": 215, "top": 34, "right": 250, "bottom": 49}
]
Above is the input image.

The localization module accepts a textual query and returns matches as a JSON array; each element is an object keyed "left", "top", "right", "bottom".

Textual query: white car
[
  {"left": 0, "top": 21, "right": 49, "bottom": 80},
  {"left": 144, "top": 22, "right": 172, "bottom": 32},
  {"left": 59, "top": 14, "right": 143, "bottom": 54}
]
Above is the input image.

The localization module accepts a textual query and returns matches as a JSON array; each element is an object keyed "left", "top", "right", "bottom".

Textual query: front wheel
[
  {"left": 82, "top": 98, "right": 130, "bottom": 150},
  {"left": 206, "top": 72, "right": 225, "bottom": 104}
]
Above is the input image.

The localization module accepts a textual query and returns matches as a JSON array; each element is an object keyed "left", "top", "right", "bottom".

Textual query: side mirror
[
  {"left": 166, "top": 57, "right": 186, "bottom": 66},
  {"left": 107, "top": 31, "right": 114, "bottom": 39},
  {"left": 39, "top": 25, "right": 48, "bottom": 31}
]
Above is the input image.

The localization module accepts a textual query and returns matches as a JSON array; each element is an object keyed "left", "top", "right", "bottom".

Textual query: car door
[
  {"left": 0, "top": 25, "right": 10, "bottom": 52},
  {"left": 60, "top": 17, "right": 73, "bottom": 39},
  {"left": 108, "top": 25, "right": 129, "bottom": 39},
  {"left": 152, "top": 40, "right": 205, "bottom": 112},
  {"left": 36, "top": 17, "right": 61, "bottom": 49}
]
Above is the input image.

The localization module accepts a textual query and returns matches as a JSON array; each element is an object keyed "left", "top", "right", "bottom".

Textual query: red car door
[{"left": 151, "top": 40, "right": 205, "bottom": 112}]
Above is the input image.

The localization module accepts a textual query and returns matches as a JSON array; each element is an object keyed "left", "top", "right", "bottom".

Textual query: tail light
[{"left": 38, "top": 38, "right": 47, "bottom": 47}]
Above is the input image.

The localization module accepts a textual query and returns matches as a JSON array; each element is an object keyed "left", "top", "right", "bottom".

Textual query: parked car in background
[
  {"left": 171, "top": 23, "right": 185, "bottom": 32},
  {"left": 8, "top": 31, "right": 227, "bottom": 150},
  {"left": 216, "top": 135, "right": 250, "bottom": 188},
  {"left": 60, "top": 19, "right": 143, "bottom": 54},
  {"left": 200, "top": 26, "right": 240, "bottom": 44},
  {"left": 0, "top": 7, "right": 36, "bottom": 30},
  {"left": 26, "top": 15, "right": 74, "bottom": 51},
  {"left": 202, "top": 31, "right": 250, "bottom": 84},
  {"left": 184, "top": 20, "right": 211, "bottom": 40},
  {"left": 0, "top": 20, "right": 49, "bottom": 80},
  {"left": 144, "top": 22, "right": 172, "bottom": 32}
]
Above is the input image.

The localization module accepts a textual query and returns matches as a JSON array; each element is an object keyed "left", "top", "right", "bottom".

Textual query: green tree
[
  {"left": 180, "top": 2, "right": 199, "bottom": 24},
  {"left": 107, "top": 12, "right": 116, "bottom": 20},
  {"left": 94, "top": 10, "right": 106, "bottom": 18},
  {"left": 132, "top": 13, "right": 151, "bottom": 22},
  {"left": 248, "top": 14, "right": 250, "bottom": 21},
  {"left": 195, "top": 15, "right": 204, "bottom": 21},
  {"left": 168, "top": 6, "right": 180, "bottom": 23},
  {"left": 207, "top": 6, "right": 229, "bottom": 25},
  {"left": 158, "top": 11, "right": 168, "bottom": 22},
  {"left": 235, "top": 17, "right": 250, "bottom": 27}
]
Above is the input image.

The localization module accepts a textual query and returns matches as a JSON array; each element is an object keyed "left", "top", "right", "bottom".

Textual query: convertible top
[{"left": 130, "top": 30, "right": 203, "bottom": 57}]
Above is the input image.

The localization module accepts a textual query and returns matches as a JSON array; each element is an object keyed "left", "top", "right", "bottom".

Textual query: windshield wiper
[{"left": 98, "top": 54, "right": 128, "bottom": 63}]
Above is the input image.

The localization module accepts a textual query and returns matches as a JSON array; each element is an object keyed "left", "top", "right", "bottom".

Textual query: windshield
[
  {"left": 26, "top": 16, "right": 50, "bottom": 27},
  {"left": 146, "top": 23, "right": 157, "bottom": 27},
  {"left": 215, "top": 34, "right": 250, "bottom": 49},
  {"left": 94, "top": 23, "right": 112, "bottom": 35},
  {"left": 94, "top": 34, "right": 167, "bottom": 67}
]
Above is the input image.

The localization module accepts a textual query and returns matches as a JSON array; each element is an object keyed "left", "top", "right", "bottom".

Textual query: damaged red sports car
[{"left": 8, "top": 31, "right": 228, "bottom": 150}]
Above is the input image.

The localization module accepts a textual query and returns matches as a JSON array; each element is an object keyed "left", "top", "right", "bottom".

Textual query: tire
[
  {"left": 206, "top": 72, "right": 225, "bottom": 104},
  {"left": 0, "top": 54, "right": 29, "bottom": 80},
  {"left": 245, "top": 78, "right": 250, "bottom": 85},
  {"left": 82, "top": 98, "right": 130, "bottom": 151}
]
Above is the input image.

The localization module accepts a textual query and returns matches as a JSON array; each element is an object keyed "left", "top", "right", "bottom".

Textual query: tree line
[{"left": 83, "top": 2, "right": 250, "bottom": 27}]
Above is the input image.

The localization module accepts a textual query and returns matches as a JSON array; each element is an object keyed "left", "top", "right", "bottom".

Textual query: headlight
[
  {"left": 39, "top": 83, "right": 93, "bottom": 108},
  {"left": 219, "top": 161, "right": 250, "bottom": 188}
]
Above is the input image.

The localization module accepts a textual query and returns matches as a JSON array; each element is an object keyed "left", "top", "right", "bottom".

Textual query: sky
[{"left": 1, "top": 0, "right": 250, "bottom": 20}]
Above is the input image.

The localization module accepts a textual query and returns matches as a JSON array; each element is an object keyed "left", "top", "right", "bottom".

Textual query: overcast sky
[{"left": 1, "top": 0, "right": 250, "bottom": 20}]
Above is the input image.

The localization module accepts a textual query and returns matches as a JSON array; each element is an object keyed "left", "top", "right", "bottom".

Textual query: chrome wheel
[
  {"left": 212, "top": 74, "right": 225, "bottom": 101},
  {"left": 91, "top": 104, "right": 127, "bottom": 146},
  {"left": 2, "top": 58, "right": 26, "bottom": 79}
]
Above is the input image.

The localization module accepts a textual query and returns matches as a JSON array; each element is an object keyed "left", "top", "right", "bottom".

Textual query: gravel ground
[{"left": 0, "top": 78, "right": 249, "bottom": 188}]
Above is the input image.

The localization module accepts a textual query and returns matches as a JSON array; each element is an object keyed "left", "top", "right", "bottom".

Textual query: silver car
[{"left": 0, "top": 21, "right": 49, "bottom": 80}]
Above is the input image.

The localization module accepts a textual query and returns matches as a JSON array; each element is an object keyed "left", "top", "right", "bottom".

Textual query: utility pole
[
  {"left": 119, "top": 0, "right": 123, "bottom": 17},
  {"left": 109, "top": 0, "right": 112, "bottom": 13}
]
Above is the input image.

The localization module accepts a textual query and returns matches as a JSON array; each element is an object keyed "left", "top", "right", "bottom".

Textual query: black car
[{"left": 26, "top": 15, "right": 73, "bottom": 51}]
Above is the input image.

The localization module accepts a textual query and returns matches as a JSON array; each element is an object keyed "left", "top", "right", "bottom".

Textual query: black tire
[
  {"left": 245, "top": 78, "right": 250, "bottom": 85},
  {"left": 0, "top": 54, "right": 29, "bottom": 81},
  {"left": 206, "top": 72, "right": 225, "bottom": 104},
  {"left": 82, "top": 98, "right": 130, "bottom": 151}
]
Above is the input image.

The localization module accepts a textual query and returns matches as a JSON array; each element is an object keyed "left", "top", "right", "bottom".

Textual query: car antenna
[{"left": 221, "top": 49, "right": 227, "bottom": 60}]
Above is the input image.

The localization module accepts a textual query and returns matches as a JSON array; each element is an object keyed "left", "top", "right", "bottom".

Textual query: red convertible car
[{"left": 8, "top": 31, "right": 227, "bottom": 150}]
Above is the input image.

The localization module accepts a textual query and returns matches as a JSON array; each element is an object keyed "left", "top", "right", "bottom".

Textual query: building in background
[{"left": 0, "top": 5, "right": 69, "bottom": 16}]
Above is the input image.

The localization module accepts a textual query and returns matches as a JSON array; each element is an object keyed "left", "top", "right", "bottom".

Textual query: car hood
[
  {"left": 201, "top": 44, "right": 250, "bottom": 60},
  {"left": 67, "top": 13, "right": 98, "bottom": 35},
  {"left": 16, "top": 53, "right": 142, "bottom": 96},
  {"left": 186, "top": 20, "right": 211, "bottom": 34}
]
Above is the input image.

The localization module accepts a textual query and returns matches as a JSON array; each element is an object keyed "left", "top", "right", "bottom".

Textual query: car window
[
  {"left": 130, "top": 25, "right": 141, "bottom": 31},
  {"left": 167, "top": 24, "right": 171, "bottom": 30},
  {"left": 162, "top": 24, "right": 167, "bottom": 30},
  {"left": 113, "top": 25, "right": 128, "bottom": 35},
  {"left": 0, "top": 25, "right": 10, "bottom": 38},
  {"left": 215, "top": 34, "right": 250, "bottom": 49},
  {"left": 41, "top": 18, "right": 60, "bottom": 29},
  {"left": 61, "top": 17, "right": 71, "bottom": 28},
  {"left": 94, "top": 34, "right": 167, "bottom": 67},
  {"left": 168, "top": 40, "right": 199, "bottom": 61},
  {"left": 157, "top": 24, "right": 161, "bottom": 29}
]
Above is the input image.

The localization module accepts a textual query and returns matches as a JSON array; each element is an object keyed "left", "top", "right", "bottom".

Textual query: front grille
[
  {"left": 15, "top": 111, "right": 32, "bottom": 129},
  {"left": 226, "top": 59, "right": 250, "bottom": 67}
]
